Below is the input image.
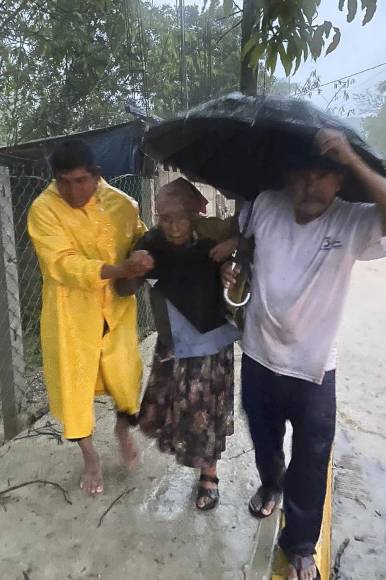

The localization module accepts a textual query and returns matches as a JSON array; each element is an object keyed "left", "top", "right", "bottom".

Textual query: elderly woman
[{"left": 116, "top": 178, "right": 240, "bottom": 510}]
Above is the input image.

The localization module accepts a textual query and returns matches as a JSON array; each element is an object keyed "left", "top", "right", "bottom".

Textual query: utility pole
[
  {"left": 240, "top": 0, "right": 259, "bottom": 96},
  {"left": 179, "top": 0, "right": 189, "bottom": 111}
]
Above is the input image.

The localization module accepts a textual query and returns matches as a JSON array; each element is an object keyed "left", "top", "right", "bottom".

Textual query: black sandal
[
  {"left": 286, "top": 554, "right": 321, "bottom": 580},
  {"left": 248, "top": 486, "right": 281, "bottom": 519},
  {"left": 196, "top": 474, "right": 219, "bottom": 511}
]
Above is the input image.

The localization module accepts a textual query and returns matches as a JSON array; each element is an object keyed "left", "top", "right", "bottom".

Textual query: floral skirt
[{"left": 139, "top": 341, "right": 234, "bottom": 468}]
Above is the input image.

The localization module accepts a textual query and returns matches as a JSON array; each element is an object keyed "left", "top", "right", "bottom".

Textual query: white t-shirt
[{"left": 241, "top": 190, "right": 386, "bottom": 384}]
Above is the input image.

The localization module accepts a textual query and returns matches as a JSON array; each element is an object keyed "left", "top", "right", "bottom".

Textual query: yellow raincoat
[{"left": 28, "top": 179, "right": 146, "bottom": 439}]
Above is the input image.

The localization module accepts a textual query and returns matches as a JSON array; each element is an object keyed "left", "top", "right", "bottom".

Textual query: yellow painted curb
[{"left": 271, "top": 459, "right": 333, "bottom": 580}]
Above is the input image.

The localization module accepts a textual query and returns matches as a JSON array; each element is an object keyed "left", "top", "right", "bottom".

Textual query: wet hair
[
  {"left": 290, "top": 156, "right": 345, "bottom": 175},
  {"left": 156, "top": 178, "right": 207, "bottom": 213},
  {"left": 284, "top": 138, "right": 346, "bottom": 175},
  {"left": 50, "top": 140, "right": 97, "bottom": 175}
]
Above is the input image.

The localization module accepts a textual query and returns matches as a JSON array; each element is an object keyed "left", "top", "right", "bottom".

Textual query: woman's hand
[
  {"left": 221, "top": 261, "right": 240, "bottom": 289},
  {"left": 209, "top": 238, "right": 238, "bottom": 263},
  {"left": 119, "top": 250, "right": 154, "bottom": 278},
  {"left": 102, "top": 250, "right": 154, "bottom": 280}
]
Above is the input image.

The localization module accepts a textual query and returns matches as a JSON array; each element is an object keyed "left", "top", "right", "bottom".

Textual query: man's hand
[
  {"left": 315, "top": 129, "right": 358, "bottom": 167},
  {"left": 221, "top": 261, "right": 240, "bottom": 289},
  {"left": 102, "top": 250, "right": 154, "bottom": 280},
  {"left": 209, "top": 238, "right": 238, "bottom": 263},
  {"left": 317, "top": 129, "right": 386, "bottom": 235}
]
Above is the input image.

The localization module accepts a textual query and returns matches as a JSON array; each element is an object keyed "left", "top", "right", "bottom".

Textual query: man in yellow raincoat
[{"left": 28, "top": 140, "right": 154, "bottom": 495}]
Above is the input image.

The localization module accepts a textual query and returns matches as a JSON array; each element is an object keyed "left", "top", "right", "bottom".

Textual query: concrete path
[
  {"left": 0, "top": 341, "right": 279, "bottom": 580},
  {"left": 4, "top": 260, "right": 385, "bottom": 580},
  {"left": 332, "top": 259, "right": 386, "bottom": 580}
]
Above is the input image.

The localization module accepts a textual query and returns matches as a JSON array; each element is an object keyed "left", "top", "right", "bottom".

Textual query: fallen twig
[
  {"left": 357, "top": 427, "right": 386, "bottom": 441},
  {"left": 97, "top": 487, "right": 136, "bottom": 528},
  {"left": 331, "top": 537, "right": 350, "bottom": 579},
  {"left": 0, "top": 480, "right": 72, "bottom": 505},
  {"left": 14, "top": 423, "right": 63, "bottom": 445},
  {"left": 228, "top": 447, "right": 254, "bottom": 460},
  {"left": 354, "top": 496, "right": 367, "bottom": 509}
]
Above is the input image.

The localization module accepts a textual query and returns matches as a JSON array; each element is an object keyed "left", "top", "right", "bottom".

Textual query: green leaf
[
  {"left": 293, "top": 31, "right": 304, "bottom": 53},
  {"left": 223, "top": 0, "right": 233, "bottom": 17},
  {"left": 347, "top": 0, "right": 358, "bottom": 22},
  {"left": 266, "top": 42, "right": 278, "bottom": 74},
  {"left": 338, "top": 0, "right": 345, "bottom": 10},
  {"left": 323, "top": 20, "right": 333, "bottom": 37},
  {"left": 362, "top": 0, "right": 377, "bottom": 24},
  {"left": 287, "top": 38, "right": 298, "bottom": 61},
  {"left": 293, "top": 51, "right": 303, "bottom": 75},
  {"left": 326, "top": 26, "right": 341, "bottom": 55},
  {"left": 279, "top": 43, "right": 292, "bottom": 77},
  {"left": 299, "top": 30, "right": 310, "bottom": 60},
  {"left": 302, "top": 0, "right": 318, "bottom": 22},
  {"left": 310, "top": 25, "right": 325, "bottom": 59},
  {"left": 289, "top": 35, "right": 305, "bottom": 73}
]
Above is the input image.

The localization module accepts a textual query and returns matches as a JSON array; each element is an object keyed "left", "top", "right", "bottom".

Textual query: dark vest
[{"left": 136, "top": 228, "right": 226, "bottom": 333}]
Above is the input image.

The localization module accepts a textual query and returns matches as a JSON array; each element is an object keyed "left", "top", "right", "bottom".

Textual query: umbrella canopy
[{"left": 142, "top": 93, "right": 386, "bottom": 202}]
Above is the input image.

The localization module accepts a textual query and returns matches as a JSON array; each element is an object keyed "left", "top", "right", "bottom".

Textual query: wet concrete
[
  {"left": 332, "top": 259, "right": 386, "bottom": 580},
  {"left": 3, "top": 261, "right": 385, "bottom": 579},
  {"left": 0, "top": 341, "right": 276, "bottom": 580}
]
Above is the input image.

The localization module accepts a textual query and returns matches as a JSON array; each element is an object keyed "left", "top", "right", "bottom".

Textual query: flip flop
[
  {"left": 286, "top": 554, "right": 321, "bottom": 580},
  {"left": 248, "top": 486, "right": 281, "bottom": 519}
]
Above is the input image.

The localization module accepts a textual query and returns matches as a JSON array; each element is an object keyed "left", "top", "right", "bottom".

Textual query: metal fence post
[{"left": 0, "top": 166, "right": 26, "bottom": 440}]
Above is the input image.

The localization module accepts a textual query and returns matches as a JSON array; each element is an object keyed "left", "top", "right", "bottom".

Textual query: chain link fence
[
  {"left": 109, "top": 174, "right": 155, "bottom": 340},
  {"left": 0, "top": 163, "right": 156, "bottom": 442}
]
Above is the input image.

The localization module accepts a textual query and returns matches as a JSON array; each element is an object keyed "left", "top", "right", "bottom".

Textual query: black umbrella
[{"left": 142, "top": 93, "right": 386, "bottom": 203}]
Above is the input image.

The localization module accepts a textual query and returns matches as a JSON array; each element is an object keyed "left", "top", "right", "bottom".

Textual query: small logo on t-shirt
[{"left": 320, "top": 236, "right": 342, "bottom": 250}]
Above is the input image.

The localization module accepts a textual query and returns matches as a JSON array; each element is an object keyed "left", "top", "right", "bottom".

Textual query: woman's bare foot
[
  {"left": 77, "top": 437, "right": 103, "bottom": 495},
  {"left": 114, "top": 415, "right": 139, "bottom": 470}
]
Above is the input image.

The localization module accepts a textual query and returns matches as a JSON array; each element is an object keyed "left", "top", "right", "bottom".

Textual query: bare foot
[
  {"left": 287, "top": 558, "right": 318, "bottom": 580},
  {"left": 77, "top": 437, "right": 103, "bottom": 495},
  {"left": 79, "top": 456, "right": 103, "bottom": 495},
  {"left": 249, "top": 487, "right": 280, "bottom": 517},
  {"left": 115, "top": 417, "right": 139, "bottom": 470},
  {"left": 259, "top": 499, "right": 276, "bottom": 516}
]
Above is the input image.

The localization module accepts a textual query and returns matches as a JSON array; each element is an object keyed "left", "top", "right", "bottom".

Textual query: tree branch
[
  {"left": 0, "top": 0, "right": 29, "bottom": 34},
  {"left": 218, "top": 18, "right": 242, "bottom": 42}
]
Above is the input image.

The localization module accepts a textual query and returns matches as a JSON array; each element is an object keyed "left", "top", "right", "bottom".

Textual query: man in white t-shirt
[{"left": 223, "top": 129, "right": 386, "bottom": 580}]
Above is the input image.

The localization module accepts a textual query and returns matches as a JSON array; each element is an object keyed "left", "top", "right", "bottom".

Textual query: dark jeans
[{"left": 241, "top": 354, "right": 336, "bottom": 557}]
